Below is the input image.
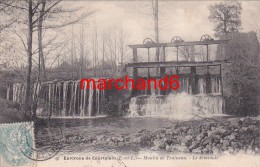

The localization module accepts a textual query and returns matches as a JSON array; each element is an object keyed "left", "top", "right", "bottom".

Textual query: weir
[
  {"left": 12, "top": 80, "right": 107, "bottom": 117},
  {"left": 126, "top": 35, "right": 228, "bottom": 117}
]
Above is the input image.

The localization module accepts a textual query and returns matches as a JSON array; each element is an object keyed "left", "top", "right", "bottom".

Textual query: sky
[
  {"left": 2, "top": 0, "right": 260, "bottom": 68},
  {"left": 72, "top": 0, "right": 260, "bottom": 44}
]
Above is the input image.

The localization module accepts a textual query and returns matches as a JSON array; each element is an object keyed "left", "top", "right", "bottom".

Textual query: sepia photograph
[{"left": 0, "top": 0, "right": 259, "bottom": 167}]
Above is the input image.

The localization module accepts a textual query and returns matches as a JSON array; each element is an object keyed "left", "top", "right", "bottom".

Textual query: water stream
[{"left": 11, "top": 74, "right": 223, "bottom": 118}]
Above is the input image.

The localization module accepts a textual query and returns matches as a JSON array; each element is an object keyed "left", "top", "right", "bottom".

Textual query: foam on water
[{"left": 129, "top": 92, "right": 223, "bottom": 119}]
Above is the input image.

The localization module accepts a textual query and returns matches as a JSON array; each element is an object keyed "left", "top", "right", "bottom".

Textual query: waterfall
[
  {"left": 88, "top": 82, "right": 94, "bottom": 117},
  {"left": 129, "top": 74, "right": 224, "bottom": 118},
  {"left": 129, "top": 96, "right": 139, "bottom": 116},
  {"left": 57, "top": 82, "right": 62, "bottom": 116},
  {"left": 11, "top": 80, "right": 107, "bottom": 118},
  {"left": 179, "top": 76, "right": 190, "bottom": 93},
  {"left": 62, "top": 81, "right": 69, "bottom": 116},
  {"left": 6, "top": 85, "right": 11, "bottom": 100},
  {"left": 198, "top": 77, "right": 206, "bottom": 94},
  {"left": 211, "top": 76, "right": 222, "bottom": 94},
  {"left": 96, "top": 88, "right": 100, "bottom": 115},
  {"left": 80, "top": 81, "right": 87, "bottom": 117},
  {"left": 13, "top": 83, "right": 24, "bottom": 103},
  {"left": 68, "top": 81, "right": 78, "bottom": 116},
  {"left": 129, "top": 93, "right": 223, "bottom": 118}
]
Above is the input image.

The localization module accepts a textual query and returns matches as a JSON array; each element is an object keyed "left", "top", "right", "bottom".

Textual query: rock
[
  {"left": 202, "top": 135, "right": 216, "bottom": 145},
  {"left": 212, "top": 147, "right": 220, "bottom": 155},
  {"left": 189, "top": 140, "right": 200, "bottom": 150},
  {"left": 228, "top": 147, "right": 234, "bottom": 154},
  {"left": 185, "top": 135, "right": 193, "bottom": 141},
  {"left": 157, "top": 128, "right": 166, "bottom": 134},
  {"left": 228, "top": 132, "right": 237, "bottom": 141},
  {"left": 248, "top": 125, "right": 258, "bottom": 132},
  {"left": 202, "top": 148, "right": 209, "bottom": 153},
  {"left": 130, "top": 136, "right": 141, "bottom": 143},
  {"left": 206, "top": 124, "right": 211, "bottom": 130},
  {"left": 229, "top": 118, "right": 243, "bottom": 128},
  {"left": 92, "top": 140, "right": 97, "bottom": 145},
  {"left": 153, "top": 139, "right": 166, "bottom": 149},
  {"left": 184, "top": 135, "right": 193, "bottom": 146},
  {"left": 172, "top": 128, "right": 181, "bottom": 135},
  {"left": 163, "top": 136, "right": 174, "bottom": 145},
  {"left": 117, "top": 136, "right": 124, "bottom": 142},
  {"left": 138, "top": 129, "right": 147, "bottom": 133},
  {"left": 215, "top": 126, "right": 227, "bottom": 134},
  {"left": 159, "top": 133, "right": 166, "bottom": 138},
  {"left": 165, "top": 129, "right": 172, "bottom": 135},
  {"left": 211, "top": 126, "right": 216, "bottom": 131},
  {"left": 225, "top": 129, "right": 233, "bottom": 135},
  {"left": 118, "top": 142, "right": 125, "bottom": 147},
  {"left": 246, "top": 148, "right": 253, "bottom": 154},
  {"left": 106, "top": 137, "right": 111, "bottom": 142},
  {"left": 151, "top": 146, "right": 159, "bottom": 151},
  {"left": 181, "top": 127, "right": 189, "bottom": 133},
  {"left": 192, "top": 148, "right": 202, "bottom": 154},
  {"left": 206, "top": 144, "right": 212, "bottom": 151},
  {"left": 223, "top": 150, "right": 231, "bottom": 155},
  {"left": 239, "top": 127, "right": 248, "bottom": 133},
  {"left": 230, "top": 142, "right": 239, "bottom": 149},
  {"left": 111, "top": 136, "right": 118, "bottom": 142},
  {"left": 177, "top": 145, "right": 190, "bottom": 152},
  {"left": 222, "top": 146, "right": 228, "bottom": 151},
  {"left": 108, "top": 141, "right": 116, "bottom": 146},
  {"left": 181, "top": 141, "right": 186, "bottom": 146},
  {"left": 96, "top": 135, "right": 105, "bottom": 141},
  {"left": 198, "top": 131, "right": 208, "bottom": 139},
  {"left": 171, "top": 144, "right": 180, "bottom": 151},
  {"left": 237, "top": 142, "right": 244, "bottom": 148},
  {"left": 223, "top": 140, "right": 230, "bottom": 147},
  {"left": 241, "top": 117, "right": 252, "bottom": 124},
  {"left": 187, "top": 128, "right": 194, "bottom": 135},
  {"left": 166, "top": 144, "right": 172, "bottom": 151}
]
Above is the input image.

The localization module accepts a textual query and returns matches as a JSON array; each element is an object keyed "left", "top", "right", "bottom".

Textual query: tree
[
  {"left": 135, "top": 0, "right": 160, "bottom": 71},
  {"left": 37, "top": 0, "right": 47, "bottom": 81},
  {"left": 0, "top": 0, "right": 93, "bottom": 118},
  {"left": 208, "top": 1, "right": 242, "bottom": 37},
  {"left": 217, "top": 32, "right": 259, "bottom": 115}
]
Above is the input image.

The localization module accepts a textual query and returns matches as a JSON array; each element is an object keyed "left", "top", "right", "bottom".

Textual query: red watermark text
[{"left": 80, "top": 75, "right": 180, "bottom": 91}]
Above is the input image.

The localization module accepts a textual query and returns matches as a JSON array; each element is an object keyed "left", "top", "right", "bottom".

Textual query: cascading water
[
  {"left": 12, "top": 80, "right": 106, "bottom": 118},
  {"left": 211, "top": 76, "right": 222, "bottom": 95},
  {"left": 129, "top": 93, "right": 223, "bottom": 118},
  {"left": 87, "top": 81, "right": 94, "bottom": 117},
  {"left": 13, "top": 83, "right": 24, "bottom": 103},
  {"left": 198, "top": 77, "right": 206, "bottom": 94},
  {"left": 129, "top": 75, "right": 224, "bottom": 118}
]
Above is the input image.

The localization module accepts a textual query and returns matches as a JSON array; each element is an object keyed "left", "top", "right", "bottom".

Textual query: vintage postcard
[{"left": 0, "top": 0, "right": 259, "bottom": 167}]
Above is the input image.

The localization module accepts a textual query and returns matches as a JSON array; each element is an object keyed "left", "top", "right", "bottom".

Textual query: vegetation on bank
[
  {"left": 0, "top": 98, "right": 29, "bottom": 123},
  {"left": 217, "top": 32, "right": 260, "bottom": 116}
]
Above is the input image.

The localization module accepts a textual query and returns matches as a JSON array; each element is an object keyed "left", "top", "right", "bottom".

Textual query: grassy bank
[{"left": 0, "top": 98, "right": 29, "bottom": 123}]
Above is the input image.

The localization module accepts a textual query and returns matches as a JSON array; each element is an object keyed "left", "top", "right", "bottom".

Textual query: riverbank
[
  {"left": 0, "top": 98, "right": 27, "bottom": 123},
  {"left": 42, "top": 116, "right": 260, "bottom": 155}
]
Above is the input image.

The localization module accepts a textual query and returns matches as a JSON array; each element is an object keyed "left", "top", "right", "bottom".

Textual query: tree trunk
[
  {"left": 38, "top": 0, "right": 47, "bottom": 81},
  {"left": 153, "top": 0, "right": 160, "bottom": 75},
  {"left": 154, "top": 0, "right": 159, "bottom": 44},
  {"left": 24, "top": 0, "right": 33, "bottom": 117},
  {"left": 80, "top": 24, "right": 84, "bottom": 78},
  {"left": 102, "top": 37, "right": 105, "bottom": 76}
]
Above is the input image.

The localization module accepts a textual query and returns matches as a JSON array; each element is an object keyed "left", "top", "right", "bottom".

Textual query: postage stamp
[{"left": 0, "top": 122, "right": 36, "bottom": 167}]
